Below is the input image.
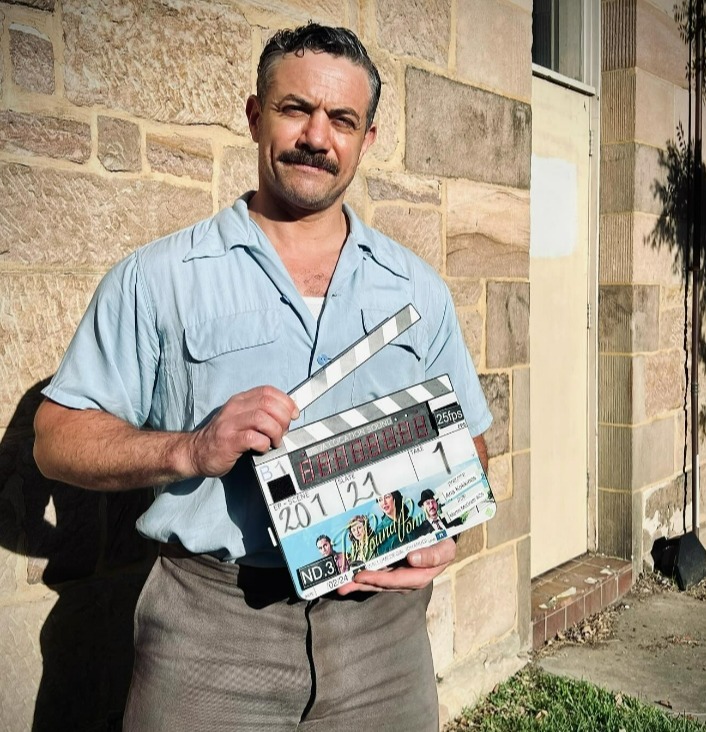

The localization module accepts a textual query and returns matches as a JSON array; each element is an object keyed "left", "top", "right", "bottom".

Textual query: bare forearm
[
  {"left": 473, "top": 433, "right": 489, "bottom": 473},
  {"left": 34, "top": 400, "right": 195, "bottom": 491}
]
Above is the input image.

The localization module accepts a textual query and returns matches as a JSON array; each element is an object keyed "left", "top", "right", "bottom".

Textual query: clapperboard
[{"left": 253, "top": 304, "right": 496, "bottom": 600}]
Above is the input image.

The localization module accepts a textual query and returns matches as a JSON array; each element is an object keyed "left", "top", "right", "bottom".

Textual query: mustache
[{"left": 277, "top": 149, "right": 339, "bottom": 175}]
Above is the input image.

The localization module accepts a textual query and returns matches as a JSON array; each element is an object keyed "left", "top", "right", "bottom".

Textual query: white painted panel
[{"left": 530, "top": 77, "right": 590, "bottom": 577}]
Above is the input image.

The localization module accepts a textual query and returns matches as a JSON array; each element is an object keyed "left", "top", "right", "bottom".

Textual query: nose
[{"left": 298, "top": 109, "right": 331, "bottom": 153}]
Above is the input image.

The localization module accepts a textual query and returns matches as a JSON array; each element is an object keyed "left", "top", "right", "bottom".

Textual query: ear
[
  {"left": 246, "top": 95, "right": 262, "bottom": 143},
  {"left": 358, "top": 123, "right": 377, "bottom": 163}
]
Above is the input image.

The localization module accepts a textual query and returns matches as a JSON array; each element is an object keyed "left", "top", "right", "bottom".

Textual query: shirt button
[{"left": 317, "top": 354, "right": 330, "bottom": 366}]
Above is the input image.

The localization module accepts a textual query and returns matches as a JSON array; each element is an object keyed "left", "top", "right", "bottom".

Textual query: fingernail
[{"left": 408, "top": 552, "right": 421, "bottom": 566}]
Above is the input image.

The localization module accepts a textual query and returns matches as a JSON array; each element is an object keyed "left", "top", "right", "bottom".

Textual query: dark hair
[
  {"left": 257, "top": 23, "right": 381, "bottom": 130},
  {"left": 379, "top": 491, "right": 403, "bottom": 516},
  {"left": 316, "top": 534, "right": 331, "bottom": 545}
]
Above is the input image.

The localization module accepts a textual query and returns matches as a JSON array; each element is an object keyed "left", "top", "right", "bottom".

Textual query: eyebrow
[{"left": 276, "top": 94, "right": 362, "bottom": 125}]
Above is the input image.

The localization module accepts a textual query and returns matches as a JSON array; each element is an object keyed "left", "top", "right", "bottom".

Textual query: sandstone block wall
[
  {"left": 599, "top": 0, "right": 706, "bottom": 572},
  {"left": 0, "top": 1, "right": 532, "bottom": 729}
]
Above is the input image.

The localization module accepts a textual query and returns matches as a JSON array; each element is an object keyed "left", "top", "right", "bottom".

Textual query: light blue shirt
[{"left": 43, "top": 195, "right": 492, "bottom": 566}]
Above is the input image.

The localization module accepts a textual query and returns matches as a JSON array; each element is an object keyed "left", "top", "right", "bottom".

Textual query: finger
[
  {"left": 406, "top": 538, "right": 456, "bottom": 569},
  {"left": 350, "top": 566, "right": 441, "bottom": 592},
  {"left": 252, "top": 386, "right": 300, "bottom": 421}
]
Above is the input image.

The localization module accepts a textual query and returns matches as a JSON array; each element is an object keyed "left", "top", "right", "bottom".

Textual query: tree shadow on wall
[
  {"left": 645, "top": 123, "right": 706, "bottom": 441},
  {"left": 0, "top": 379, "right": 156, "bottom": 732}
]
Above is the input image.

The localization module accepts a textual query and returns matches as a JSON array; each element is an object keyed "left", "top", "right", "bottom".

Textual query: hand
[
  {"left": 187, "top": 386, "right": 299, "bottom": 477},
  {"left": 335, "top": 538, "right": 456, "bottom": 595}
]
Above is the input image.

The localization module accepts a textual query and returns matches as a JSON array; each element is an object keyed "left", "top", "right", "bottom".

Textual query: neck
[
  {"left": 248, "top": 190, "right": 347, "bottom": 257},
  {"left": 248, "top": 190, "right": 349, "bottom": 297}
]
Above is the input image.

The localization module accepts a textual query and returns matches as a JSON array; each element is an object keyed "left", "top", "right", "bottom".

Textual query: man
[
  {"left": 316, "top": 534, "right": 348, "bottom": 573},
  {"left": 418, "top": 489, "right": 460, "bottom": 536},
  {"left": 34, "top": 23, "right": 491, "bottom": 731}
]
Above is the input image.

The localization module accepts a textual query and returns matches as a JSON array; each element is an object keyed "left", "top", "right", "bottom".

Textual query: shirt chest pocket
[
  {"left": 351, "top": 307, "right": 427, "bottom": 405},
  {"left": 184, "top": 310, "right": 286, "bottom": 425}
]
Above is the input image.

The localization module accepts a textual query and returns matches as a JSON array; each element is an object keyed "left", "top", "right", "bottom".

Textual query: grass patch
[{"left": 447, "top": 666, "right": 706, "bottom": 732}]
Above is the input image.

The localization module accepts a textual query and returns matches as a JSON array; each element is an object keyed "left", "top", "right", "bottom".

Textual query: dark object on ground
[{"left": 652, "top": 532, "right": 706, "bottom": 591}]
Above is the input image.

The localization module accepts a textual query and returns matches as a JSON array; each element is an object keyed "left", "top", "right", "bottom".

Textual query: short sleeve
[
  {"left": 424, "top": 286, "right": 492, "bottom": 437},
  {"left": 42, "top": 252, "right": 159, "bottom": 427}
]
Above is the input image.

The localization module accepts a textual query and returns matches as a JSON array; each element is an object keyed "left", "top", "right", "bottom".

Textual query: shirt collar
[{"left": 184, "top": 194, "right": 410, "bottom": 281}]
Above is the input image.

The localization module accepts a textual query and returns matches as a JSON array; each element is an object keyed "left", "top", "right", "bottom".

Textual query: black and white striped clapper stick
[{"left": 288, "top": 303, "right": 421, "bottom": 412}]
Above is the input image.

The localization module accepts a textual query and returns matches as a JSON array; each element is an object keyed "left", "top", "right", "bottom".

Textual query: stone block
[
  {"left": 635, "top": 69, "right": 677, "bottom": 148},
  {"left": 63, "top": 0, "right": 251, "bottom": 134},
  {"left": 370, "top": 205, "right": 442, "bottom": 271},
  {"left": 10, "top": 24, "right": 54, "bottom": 94},
  {"left": 456, "top": 0, "right": 532, "bottom": 101},
  {"left": 367, "top": 50, "right": 401, "bottom": 163},
  {"left": 367, "top": 171, "right": 440, "bottom": 204},
  {"left": 456, "top": 308, "right": 483, "bottom": 366},
  {"left": 599, "top": 354, "right": 638, "bottom": 424},
  {"left": 634, "top": 143, "right": 666, "bottom": 216},
  {"left": 243, "top": 0, "right": 353, "bottom": 29},
  {"left": 599, "top": 213, "right": 634, "bottom": 283},
  {"left": 447, "top": 180, "right": 530, "bottom": 279},
  {"left": 600, "top": 143, "right": 634, "bottom": 213},
  {"left": 487, "top": 452, "right": 530, "bottom": 548},
  {"left": 97, "top": 116, "right": 141, "bottom": 172},
  {"left": 426, "top": 573, "right": 454, "bottom": 672},
  {"left": 0, "top": 273, "right": 101, "bottom": 427},
  {"left": 644, "top": 474, "right": 689, "bottom": 543},
  {"left": 218, "top": 144, "right": 259, "bottom": 209},
  {"left": 601, "top": 70, "right": 635, "bottom": 144},
  {"left": 0, "top": 424, "right": 101, "bottom": 586},
  {"left": 598, "top": 284, "right": 659, "bottom": 353},
  {"left": 454, "top": 545, "right": 516, "bottom": 656},
  {"left": 444, "top": 278, "right": 483, "bottom": 310},
  {"left": 343, "top": 171, "right": 367, "bottom": 221},
  {"left": 601, "top": 0, "right": 636, "bottom": 71},
  {"left": 644, "top": 349, "right": 685, "bottom": 418},
  {"left": 8, "top": 1, "right": 55, "bottom": 9},
  {"left": 0, "top": 593, "right": 53, "bottom": 730},
  {"left": 597, "top": 488, "right": 631, "bottom": 559},
  {"left": 406, "top": 68, "right": 531, "bottom": 188},
  {"left": 600, "top": 143, "right": 664, "bottom": 216},
  {"left": 147, "top": 133, "right": 213, "bottom": 182},
  {"left": 0, "top": 110, "right": 90, "bottom": 163},
  {"left": 2, "top": 574, "right": 146, "bottom": 732},
  {"left": 600, "top": 212, "right": 684, "bottom": 286},
  {"left": 512, "top": 367, "right": 530, "bottom": 451},
  {"left": 635, "top": 0, "right": 688, "bottom": 88},
  {"left": 479, "top": 373, "right": 509, "bottom": 458},
  {"left": 375, "top": 0, "right": 451, "bottom": 66},
  {"left": 487, "top": 454, "right": 511, "bottom": 502},
  {"left": 0, "top": 163, "right": 212, "bottom": 267},
  {"left": 516, "top": 535, "right": 531, "bottom": 648},
  {"left": 486, "top": 281, "right": 529, "bottom": 368},
  {"left": 632, "top": 212, "right": 684, "bottom": 287},
  {"left": 0, "top": 11, "right": 4, "bottom": 97},
  {"left": 599, "top": 418, "right": 675, "bottom": 491},
  {"left": 454, "top": 523, "right": 484, "bottom": 563}
]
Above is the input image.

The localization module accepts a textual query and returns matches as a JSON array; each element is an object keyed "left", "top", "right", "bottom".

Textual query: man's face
[
  {"left": 246, "top": 50, "right": 377, "bottom": 214},
  {"left": 317, "top": 538, "right": 333, "bottom": 556},
  {"left": 423, "top": 498, "right": 438, "bottom": 520}
]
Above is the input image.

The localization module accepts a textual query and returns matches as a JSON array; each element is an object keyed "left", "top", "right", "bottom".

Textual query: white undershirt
[{"left": 303, "top": 296, "right": 325, "bottom": 320}]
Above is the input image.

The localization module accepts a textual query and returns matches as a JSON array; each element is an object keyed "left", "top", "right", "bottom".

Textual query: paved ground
[{"left": 537, "top": 575, "right": 706, "bottom": 722}]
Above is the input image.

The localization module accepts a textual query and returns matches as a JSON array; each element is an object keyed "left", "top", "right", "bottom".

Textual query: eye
[
  {"left": 333, "top": 117, "right": 357, "bottom": 130},
  {"left": 281, "top": 104, "right": 306, "bottom": 116}
]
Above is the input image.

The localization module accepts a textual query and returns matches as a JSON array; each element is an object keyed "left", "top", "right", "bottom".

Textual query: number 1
[{"left": 433, "top": 441, "right": 451, "bottom": 474}]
